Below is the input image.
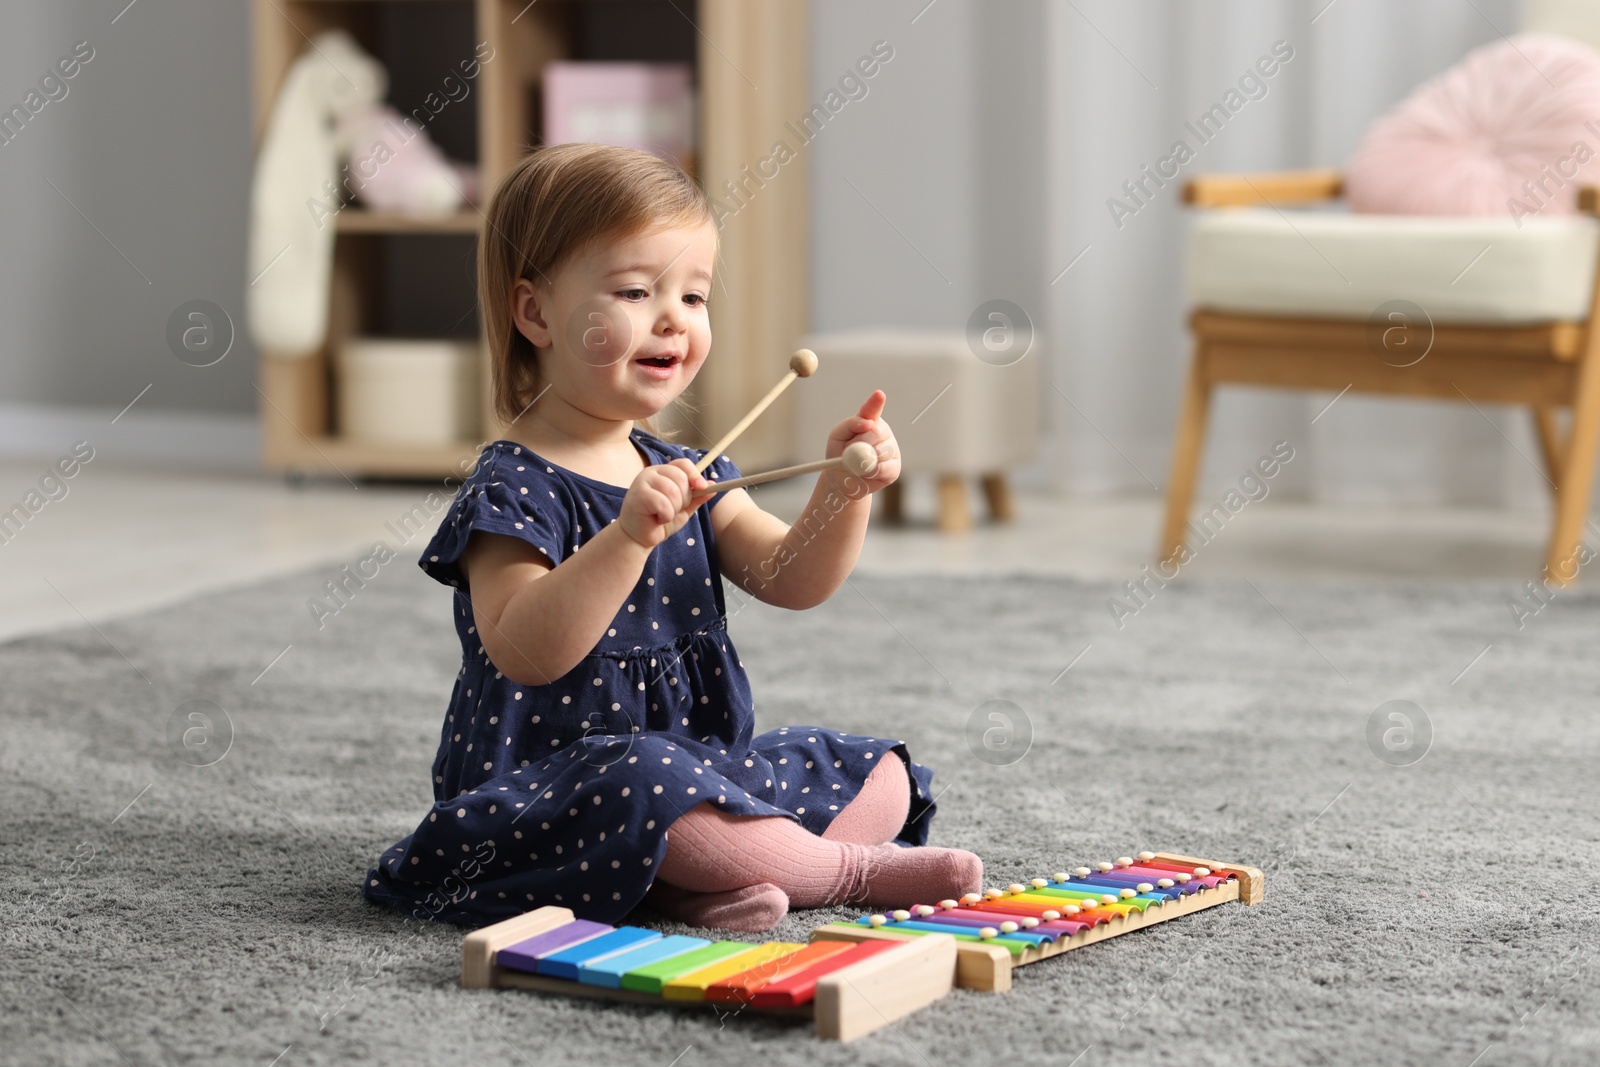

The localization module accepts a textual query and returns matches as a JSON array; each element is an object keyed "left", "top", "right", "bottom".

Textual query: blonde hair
[{"left": 479, "top": 143, "right": 714, "bottom": 438}]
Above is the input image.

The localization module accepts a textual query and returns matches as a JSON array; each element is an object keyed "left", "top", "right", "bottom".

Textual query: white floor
[{"left": 0, "top": 457, "right": 1556, "bottom": 644}]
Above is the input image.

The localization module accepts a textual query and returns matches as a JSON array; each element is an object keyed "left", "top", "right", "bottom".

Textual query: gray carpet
[{"left": 5, "top": 562, "right": 1598, "bottom": 1067}]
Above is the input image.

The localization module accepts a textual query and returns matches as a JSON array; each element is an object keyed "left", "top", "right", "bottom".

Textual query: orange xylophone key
[
  {"left": 747, "top": 940, "right": 901, "bottom": 1010},
  {"left": 941, "top": 898, "right": 1117, "bottom": 926},
  {"left": 703, "top": 940, "right": 858, "bottom": 1005}
]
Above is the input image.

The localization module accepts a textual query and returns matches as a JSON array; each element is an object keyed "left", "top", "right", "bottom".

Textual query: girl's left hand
[{"left": 824, "top": 390, "right": 900, "bottom": 494}]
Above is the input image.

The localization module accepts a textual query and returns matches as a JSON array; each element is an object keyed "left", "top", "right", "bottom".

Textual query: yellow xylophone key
[
  {"left": 1007, "top": 891, "right": 1139, "bottom": 917},
  {"left": 660, "top": 942, "right": 806, "bottom": 1003}
]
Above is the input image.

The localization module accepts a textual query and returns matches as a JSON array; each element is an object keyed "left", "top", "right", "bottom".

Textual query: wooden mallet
[
  {"left": 692, "top": 349, "right": 819, "bottom": 475},
  {"left": 691, "top": 441, "right": 879, "bottom": 502}
]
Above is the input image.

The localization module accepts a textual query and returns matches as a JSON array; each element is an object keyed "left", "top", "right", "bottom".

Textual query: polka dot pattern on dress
[{"left": 361, "top": 431, "right": 942, "bottom": 929}]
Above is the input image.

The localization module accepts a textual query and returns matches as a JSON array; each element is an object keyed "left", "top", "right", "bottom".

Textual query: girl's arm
[
  {"left": 463, "top": 457, "right": 711, "bottom": 686},
  {"left": 711, "top": 390, "right": 901, "bottom": 610}
]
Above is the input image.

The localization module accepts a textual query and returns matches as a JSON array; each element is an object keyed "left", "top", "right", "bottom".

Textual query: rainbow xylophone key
[
  {"left": 461, "top": 904, "right": 957, "bottom": 1042},
  {"left": 810, "top": 850, "right": 1265, "bottom": 992}
]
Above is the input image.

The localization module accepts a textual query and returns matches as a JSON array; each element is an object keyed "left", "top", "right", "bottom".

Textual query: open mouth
[{"left": 636, "top": 354, "right": 682, "bottom": 368}]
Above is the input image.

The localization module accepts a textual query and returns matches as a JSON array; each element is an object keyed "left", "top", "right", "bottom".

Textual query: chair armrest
[
  {"left": 1182, "top": 169, "right": 1344, "bottom": 208},
  {"left": 1579, "top": 186, "right": 1600, "bottom": 215}
]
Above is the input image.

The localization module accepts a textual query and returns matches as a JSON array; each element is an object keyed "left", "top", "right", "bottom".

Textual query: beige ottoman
[{"left": 793, "top": 328, "right": 1040, "bottom": 532}]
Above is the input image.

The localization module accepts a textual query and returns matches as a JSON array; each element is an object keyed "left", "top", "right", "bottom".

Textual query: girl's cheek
[{"left": 567, "top": 297, "right": 637, "bottom": 368}]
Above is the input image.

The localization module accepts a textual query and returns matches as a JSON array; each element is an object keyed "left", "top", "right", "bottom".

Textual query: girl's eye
[
  {"left": 619, "top": 288, "right": 647, "bottom": 301},
  {"left": 684, "top": 294, "right": 707, "bottom": 308}
]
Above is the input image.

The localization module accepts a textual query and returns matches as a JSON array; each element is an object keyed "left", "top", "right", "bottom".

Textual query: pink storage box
[{"left": 542, "top": 62, "right": 694, "bottom": 163}]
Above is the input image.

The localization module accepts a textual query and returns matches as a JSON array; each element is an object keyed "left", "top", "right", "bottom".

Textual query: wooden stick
[
  {"left": 693, "top": 441, "right": 877, "bottom": 498},
  {"left": 693, "top": 349, "right": 819, "bottom": 474}
]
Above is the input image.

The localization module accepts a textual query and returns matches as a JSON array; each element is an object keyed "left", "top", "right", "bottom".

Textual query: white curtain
[
  {"left": 1042, "top": 0, "right": 1542, "bottom": 507},
  {"left": 812, "top": 0, "right": 1569, "bottom": 510}
]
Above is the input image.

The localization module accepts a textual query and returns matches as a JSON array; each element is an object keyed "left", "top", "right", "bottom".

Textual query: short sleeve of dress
[
  {"left": 694, "top": 447, "right": 745, "bottom": 498},
  {"left": 417, "top": 452, "right": 570, "bottom": 590}
]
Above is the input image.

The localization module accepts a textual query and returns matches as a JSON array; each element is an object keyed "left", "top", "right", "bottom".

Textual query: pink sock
[
  {"left": 657, "top": 802, "right": 982, "bottom": 909},
  {"left": 821, "top": 754, "right": 912, "bottom": 845},
  {"left": 644, "top": 760, "right": 911, "bottom": 930},
  {"left": 644, "top": 880, "right": 790, "bottom": 932}
]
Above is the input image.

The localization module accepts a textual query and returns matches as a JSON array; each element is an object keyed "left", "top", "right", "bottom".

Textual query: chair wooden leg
[
  {"left": 1533, "top": 406, "right": 1565, "bottom": 491},
  {"left": 879, "top": 480, "right": 904, "bottom": 525},
  {"left": 980, "top": 473, "right": 1014, "bottom": 522},
  {"left": 1546, "top": 360, "right": 1600, "bottom": 584},
  {"left": 1160, "top": 346, "right": 1212, "bottom": 566},
  {"left": 936, "top": 475, "right": 970, "bottom": 533}
]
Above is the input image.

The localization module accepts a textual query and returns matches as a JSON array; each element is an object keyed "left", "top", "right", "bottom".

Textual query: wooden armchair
[{"left": 1162, "top": 169, "right": 1600, "bottom": 584}]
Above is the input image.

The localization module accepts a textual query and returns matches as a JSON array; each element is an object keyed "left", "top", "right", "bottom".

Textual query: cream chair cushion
[
  {"left": 1186, "top": 209, "right": 1600, "bottom": 323},
  {"left": 1524, "top": 0, "right": 1600, "bottom": 53}
]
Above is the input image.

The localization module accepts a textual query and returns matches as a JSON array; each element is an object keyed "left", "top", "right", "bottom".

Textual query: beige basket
[{"left": 336, "top": 338, "right": 479, "bottom": 447}]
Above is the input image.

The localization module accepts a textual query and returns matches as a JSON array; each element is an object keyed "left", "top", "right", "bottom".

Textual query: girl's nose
[{"left": 657, "top": 297, "right": 688, "bottom": 334}]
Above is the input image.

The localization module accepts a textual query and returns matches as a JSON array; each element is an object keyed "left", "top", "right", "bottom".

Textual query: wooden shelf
[
  {"left": 335, "top": 209, "right": 482, "bottom": 234},
  {"left": 253, "top": 0, "right": 811, "bottom": 481}
]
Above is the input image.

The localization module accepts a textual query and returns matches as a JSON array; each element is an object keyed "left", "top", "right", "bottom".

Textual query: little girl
[{"left": 362, "top": 143, "right": 982, "bottom": 932}]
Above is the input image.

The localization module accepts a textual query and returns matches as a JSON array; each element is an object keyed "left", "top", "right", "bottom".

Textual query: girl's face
[{"left": 512, "top": 217, "right": 717, "bottom": 424}]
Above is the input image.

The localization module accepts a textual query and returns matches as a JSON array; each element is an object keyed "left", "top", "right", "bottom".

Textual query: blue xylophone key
[
  {"left": 896, "top": 910, "right": 1071, "bottom": 942},
  {"left": 1070, "top": 868, "right": 1186, "bottom": 891},
  {"left": 538, "top": 927, "right": 663, "bottom": 980},
  {"left": 577, "top": 935, "right": 712, "bottom": 989},
  {"left": 1079, "top": 867, "right": 1205, "bottom": 894},
  {"left": 1050, "top": 875, "right": 1185, "bottom": 901},
  {"left": 854, "top": 916, "right": 1051, "bottom": 947},
  {"left": 1049, "top": 878, "right": 1170, "bottom": 906}
]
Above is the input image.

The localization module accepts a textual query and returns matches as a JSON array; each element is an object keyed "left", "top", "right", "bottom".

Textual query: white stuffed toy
[
  {"left": 335, "top": 102, "right": 472, "bottom": 214},
  {"left": 246, "top": 31, "right": 475, "bottom": 358}
]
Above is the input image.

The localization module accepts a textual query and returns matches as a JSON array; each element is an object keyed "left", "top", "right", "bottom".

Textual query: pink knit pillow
[{"left": 1345, "top": 33, "right": 1600, "bottom": 218}]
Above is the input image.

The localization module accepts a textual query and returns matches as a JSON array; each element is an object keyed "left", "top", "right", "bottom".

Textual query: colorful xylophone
[
  {"left": 461, "top": 904, "right": 957, "bottom": 1041},
  {"left": 811, "top": 851, "right": 1264, "bottom": 992},
  {"left": 460, "top": 850, "right": 1261, "bottom": 1038}
]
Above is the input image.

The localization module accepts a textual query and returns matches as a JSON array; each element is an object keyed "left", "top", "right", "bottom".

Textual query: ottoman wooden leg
[
  {"left": 980, "top": 473, "right": 1013, "bottom": 522},
  {"left": 937, "top": 475, "right": 970, "bottom": 533},
  {"left": 879, "top": 480, "right": 904, "bottom": 524}
]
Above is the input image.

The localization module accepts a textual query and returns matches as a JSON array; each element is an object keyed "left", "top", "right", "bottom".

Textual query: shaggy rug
[{"left": 3, "top": 562, "right": 1596, "bottom": 1066}]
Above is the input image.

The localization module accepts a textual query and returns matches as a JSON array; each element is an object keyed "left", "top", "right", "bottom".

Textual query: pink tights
[{"left": 644, "top": 755, "right": 982, "bottom": 932}]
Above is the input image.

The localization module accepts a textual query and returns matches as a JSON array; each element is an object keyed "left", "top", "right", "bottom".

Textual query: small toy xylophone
[
  {"left": 460, "top": 850, "right": 1261, "bottom": 1037},
  {"left": 461, "top": 904, "right": 957, "bottom": 1042},
  {"left": 811, "top": 851, "right": 1264, "bottom": 992}
]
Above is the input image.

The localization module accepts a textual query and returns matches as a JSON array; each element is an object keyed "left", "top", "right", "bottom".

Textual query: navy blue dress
[{"left": 362, "top": 428, "right": 940, "bottom": 928}]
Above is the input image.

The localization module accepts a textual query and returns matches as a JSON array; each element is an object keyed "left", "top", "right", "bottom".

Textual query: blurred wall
[
  {"left": 809, "top": 0, "right": 1051, "bottom": 484},
  {"left": 811, "top": 0, "right": 1048, "bottom": 333},
  {"left": 0, "top": 0, "right": 255, "bottom": 463},
  {"left": 1041, "top": 0, "right": 1530, "bottom": 506},
  {"left": 813, "top": 0, "right": 1547, "bottom": 508},
  {"left": 2, "top": 0, "right": 1558, "bottom": 508}
]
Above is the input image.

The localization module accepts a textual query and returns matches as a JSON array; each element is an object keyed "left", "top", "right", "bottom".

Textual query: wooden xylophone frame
[
  {"left": 810, "top": 852, "right": 1265, "bottom": 993},
  {"left": 459, "top": 851, "right": 1262, "bottom": 1038},
  {"left": 461, "top": 904, "right": 958, "bottom": 1042}
]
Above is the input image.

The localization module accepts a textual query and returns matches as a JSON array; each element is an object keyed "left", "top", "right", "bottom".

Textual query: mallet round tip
[
  {"left": 790, "top": 349, "right": 819, "bottom": 377},
  {"left": 842, "top": 440, "right": 878, "bottom": 478}
]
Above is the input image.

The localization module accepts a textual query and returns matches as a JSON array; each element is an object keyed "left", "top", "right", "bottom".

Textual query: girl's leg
[
  {"left": 821, "top": 753, "right": 912, "bottom": 845},
  {"left": 643, "top": 879, "right": 790, "bottom": 933},
  {"left": 656, "top": 802, "right": 981, "bottom": 909}
]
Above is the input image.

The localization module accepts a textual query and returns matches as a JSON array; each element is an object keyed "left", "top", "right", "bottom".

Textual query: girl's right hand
[{"left": 619, "top": 458, "right": 711, "bottom": 550}]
